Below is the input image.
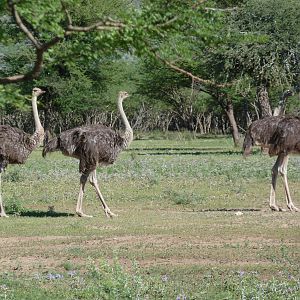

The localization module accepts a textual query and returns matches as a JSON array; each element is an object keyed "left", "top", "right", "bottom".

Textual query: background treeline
[{"left": 0, "top": 0, "right": 300, "bottom": 145}]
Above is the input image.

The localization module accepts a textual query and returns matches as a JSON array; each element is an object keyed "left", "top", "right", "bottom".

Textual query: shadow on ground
[
  {"left": 8, "top": 210, "right": 75, "bottom": 218},
  {"left": 130, "top": 148, "right": 264, "bottom": 156},
  {"left": 136, "top": 150, "right": 241, "bottom": 156},
  {"left": 193, "top": 208, "right": 262, "bottom": 212}
]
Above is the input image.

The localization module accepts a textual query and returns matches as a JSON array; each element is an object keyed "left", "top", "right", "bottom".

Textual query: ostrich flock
[{"left": 0, "top": 87, "right": 299, "bottom": 218}]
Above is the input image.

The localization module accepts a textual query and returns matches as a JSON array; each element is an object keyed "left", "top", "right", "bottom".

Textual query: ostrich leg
[
  {"left": 280, "top": 156, "right": 299, "bottom": 212},
  {"left": 89, "top": 170, "right": 117, "bottom": 218},
  {"left": 270, "top": 153, "right": 285, "bottom": 211},
  {"left": 0, "top": 173, "right": 8, "bottom": 217},
  {"left": 76, "top": 173, "right": 93, "bottom": 217}
]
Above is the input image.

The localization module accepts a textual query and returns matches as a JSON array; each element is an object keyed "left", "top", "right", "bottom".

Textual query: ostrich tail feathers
[
  {"left": 42, "top": 137, "right": 58, "bottom": 157},
  {"left": 242, "top": 131, "right": 253, "bottom": 157}
]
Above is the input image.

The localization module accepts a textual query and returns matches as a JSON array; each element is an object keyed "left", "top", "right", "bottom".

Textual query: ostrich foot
[
  {"left": 76, "top": 211, "right": 93, "bottom": 218},
  {"left": 270, "top": 205, "right": 286, "bottom": 212},
  {"left": 270, "top": 205, "right": 279, "bottom": 211},
  {"left": 287, "top": 204, "right": 300, "bottom": 212},
  {"left": 0, "top": 212, "right": 8, "bottom": 217},
  {"left": 104, "top": 208, "right": 117, "bottom": 218}
]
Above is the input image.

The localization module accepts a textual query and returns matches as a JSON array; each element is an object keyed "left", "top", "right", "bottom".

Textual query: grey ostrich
[
  {"left": 243, "top": 116, "right": 299, "bottom": 212},
  {"left": 268, "top": 117, "right": 300, "bottom": 212},
  {"left": 43, "top": 91, "right": 133, "bottom": 218},
  {"left": 0, "top": 87, "right": 45, "bottom": 217},
  {"left": 243, "top": 116, "right": 284, "bottom": 157}
]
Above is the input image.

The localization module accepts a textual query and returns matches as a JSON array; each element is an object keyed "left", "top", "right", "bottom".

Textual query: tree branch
[
  {"left": 204, "top": 7, "right": 238, "bottom": 12},
  {"left": 0, "top": 1, "right": 66, "bottom": 84},
  {"left": 1, "top": 0, "right": 129, "bottom": 84},
  {"left": 153, "top": 52, "right": 231, "bottom": 89},
  {"left": 66, "top": 20, "right": 126, "bottom": 32},
  {"left": 62, "top": 3, "right": 126, "bottom": 32},
  {"left": 156, "top": 17, "right": 178, "bottom": 28},
  {"left": 61, "top": 1, "right": 72, "bottom": 26},
  {"left": 8, "top": 0, "right": 41, "bottom": 49},
  {"left": 0, "top": 47, "right": 51, "bottom": 84},
  {"left": 0, "top": 1, "right": 185, "bottom": 84}
]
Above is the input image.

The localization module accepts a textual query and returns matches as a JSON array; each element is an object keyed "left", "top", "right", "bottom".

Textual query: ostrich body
[
  {"left": 0, "top": 88, "right": 45, "bottom": 217},
  {"left": 243, "top": 116, "right": 284, "bottom": 156},
  {"left": 268, "top": 117, "right": 300, "bottom": 212},
  {"left": 243, "top": 116, "right": 299, "bottom": 212},
  {"left": 43, "top": 91, "right": 133, "bottom": 218}
]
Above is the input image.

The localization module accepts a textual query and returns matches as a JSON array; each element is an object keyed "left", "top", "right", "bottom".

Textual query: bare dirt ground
[{"left": 1, "top": 208, "right": 299, "bottom": 276}]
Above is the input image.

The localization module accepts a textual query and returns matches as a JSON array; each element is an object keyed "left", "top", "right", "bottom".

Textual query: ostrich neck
[
  {"left": 118, "top": 98, "right": 133, "bottom": 148},
  {"left": 31, "top": 95, "right": 44, "bottom": 145}
]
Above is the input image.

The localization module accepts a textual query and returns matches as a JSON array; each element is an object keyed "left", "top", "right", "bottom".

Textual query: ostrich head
[
  {"left": 32, "top": 87, "right": 45, "bottom": 97},
  {"left": 119, "top": 91, "right": 130, "bottom": 101}
]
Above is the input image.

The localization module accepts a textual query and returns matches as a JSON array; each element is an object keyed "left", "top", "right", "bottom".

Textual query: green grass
[{"left": 0, "top": 136, "right": 299, "bottom": 299}]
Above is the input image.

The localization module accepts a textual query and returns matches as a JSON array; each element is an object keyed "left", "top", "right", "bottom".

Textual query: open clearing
[{"left": 0, "top": 136, "right": 299, "bottom": 299}]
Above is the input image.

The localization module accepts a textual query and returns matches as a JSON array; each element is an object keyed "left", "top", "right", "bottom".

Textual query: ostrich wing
[
  {"left": 0, "top": 125, "right": 33, "bottom": 165},
  {"left": 269, "top": 117, "right": 300, "bottom": 156},
  {"left": 56, "top": 125, "right": 124, "bottom": 173},
  {"left": 249, "top": 116, "right": 284, "bottom": 146}
]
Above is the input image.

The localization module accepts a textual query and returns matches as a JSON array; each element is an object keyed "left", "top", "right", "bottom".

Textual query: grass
[{"left": 0, "top": 135, "right": 299, "bottom": 299}]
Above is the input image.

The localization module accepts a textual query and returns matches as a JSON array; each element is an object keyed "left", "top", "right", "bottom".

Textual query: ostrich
[
  {"left": 243, "top": 116, "right": 284, "bottom": 157},
  {"left": 0, "top": 87, "right": 45, "bottom": 217},
  {"left": 268, "top": 117, "right": 300, "bottom": 212},
  {"left": 243, "top": 116, "right": 299, "bottom": 212},
  {"left": 43, "top": 91, "right": 133, "bottom": 218}
]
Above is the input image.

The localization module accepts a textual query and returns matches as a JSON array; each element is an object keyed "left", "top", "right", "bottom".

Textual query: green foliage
[
  {"left": 286, "top": 93, "right": 300, "bottom": 115},
  {"left": 200, "top": 270, "right": 300, "bottom": 299},
  {"left": 4, "top": 198, "right": 24, "bottom": 215},
  {"left": 17, "top": 0, "right": 65, "bottom": 39},
  {"left": 67, "top": 0, "right": 134, "bottom": 22},
  {"left": 0, "top": 85, "right": 28, "bottom": 110},
  {"left": 224, "top": 0, "right": 300, "bottom": 86},
  {"left": 0, "top": 137, "right": 299, "bottom": 299},
  {"left": 84, "top": 260, "right": 151, "bottom": 299},
  {"left": 0, "top": 260, "right": 299, "bottom": 299},
  {"left": 1, "top": 0, "right": 300, "bottom": 135},
  {"left": 38, "top": 65, "right": 98, "bottom": 113}
]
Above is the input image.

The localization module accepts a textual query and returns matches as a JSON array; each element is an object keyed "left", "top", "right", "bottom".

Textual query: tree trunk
[
  {"left": 273, "top": 90, "right": 293, "bottom": 116},
  {"left": 217, "top": 92, "right": 240, "bottom": 147},
  {"left": 224, "top": 101, "right": 240, "bottom": 147},
  {"left": 257, "top": 84, "right": 272, "bottom": 117}
]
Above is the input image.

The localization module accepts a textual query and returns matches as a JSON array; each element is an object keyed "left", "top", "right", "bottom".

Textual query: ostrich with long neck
[
  {"left": 43, "top": 91, "right": 133, "bottom": 218},
  {"left": 0, "top": 87, "right": 45, "bottom": 217}
]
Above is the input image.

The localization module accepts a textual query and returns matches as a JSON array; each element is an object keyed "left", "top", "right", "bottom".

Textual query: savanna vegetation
[
  {"left": 0, "top": 136, "right": 300, "bottom": 299},
  {"left": 0, "top": 0, "right": 300, "bottom": 299}
]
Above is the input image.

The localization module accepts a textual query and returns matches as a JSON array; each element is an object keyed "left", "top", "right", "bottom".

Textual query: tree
[
  {"left": 146, "top": 0, "right": 300, "bottom": 144},
  {"left": 0, "top": 0, "right": 134, "bottom": 84},
  {"left": 0, "top": 0, "right": 185, "bottom": 84},
  {"left": 136, "top": 57, "right": 217, "bottom": 133},
  {"left": 224, "top": 0, "right": 300, "bottom": 117},
  {"left": 2, "top": 0, "right": 298, "bottom": 145},
  {"left": 134, "top": 0, "right": 244, "bottom": 145}
]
